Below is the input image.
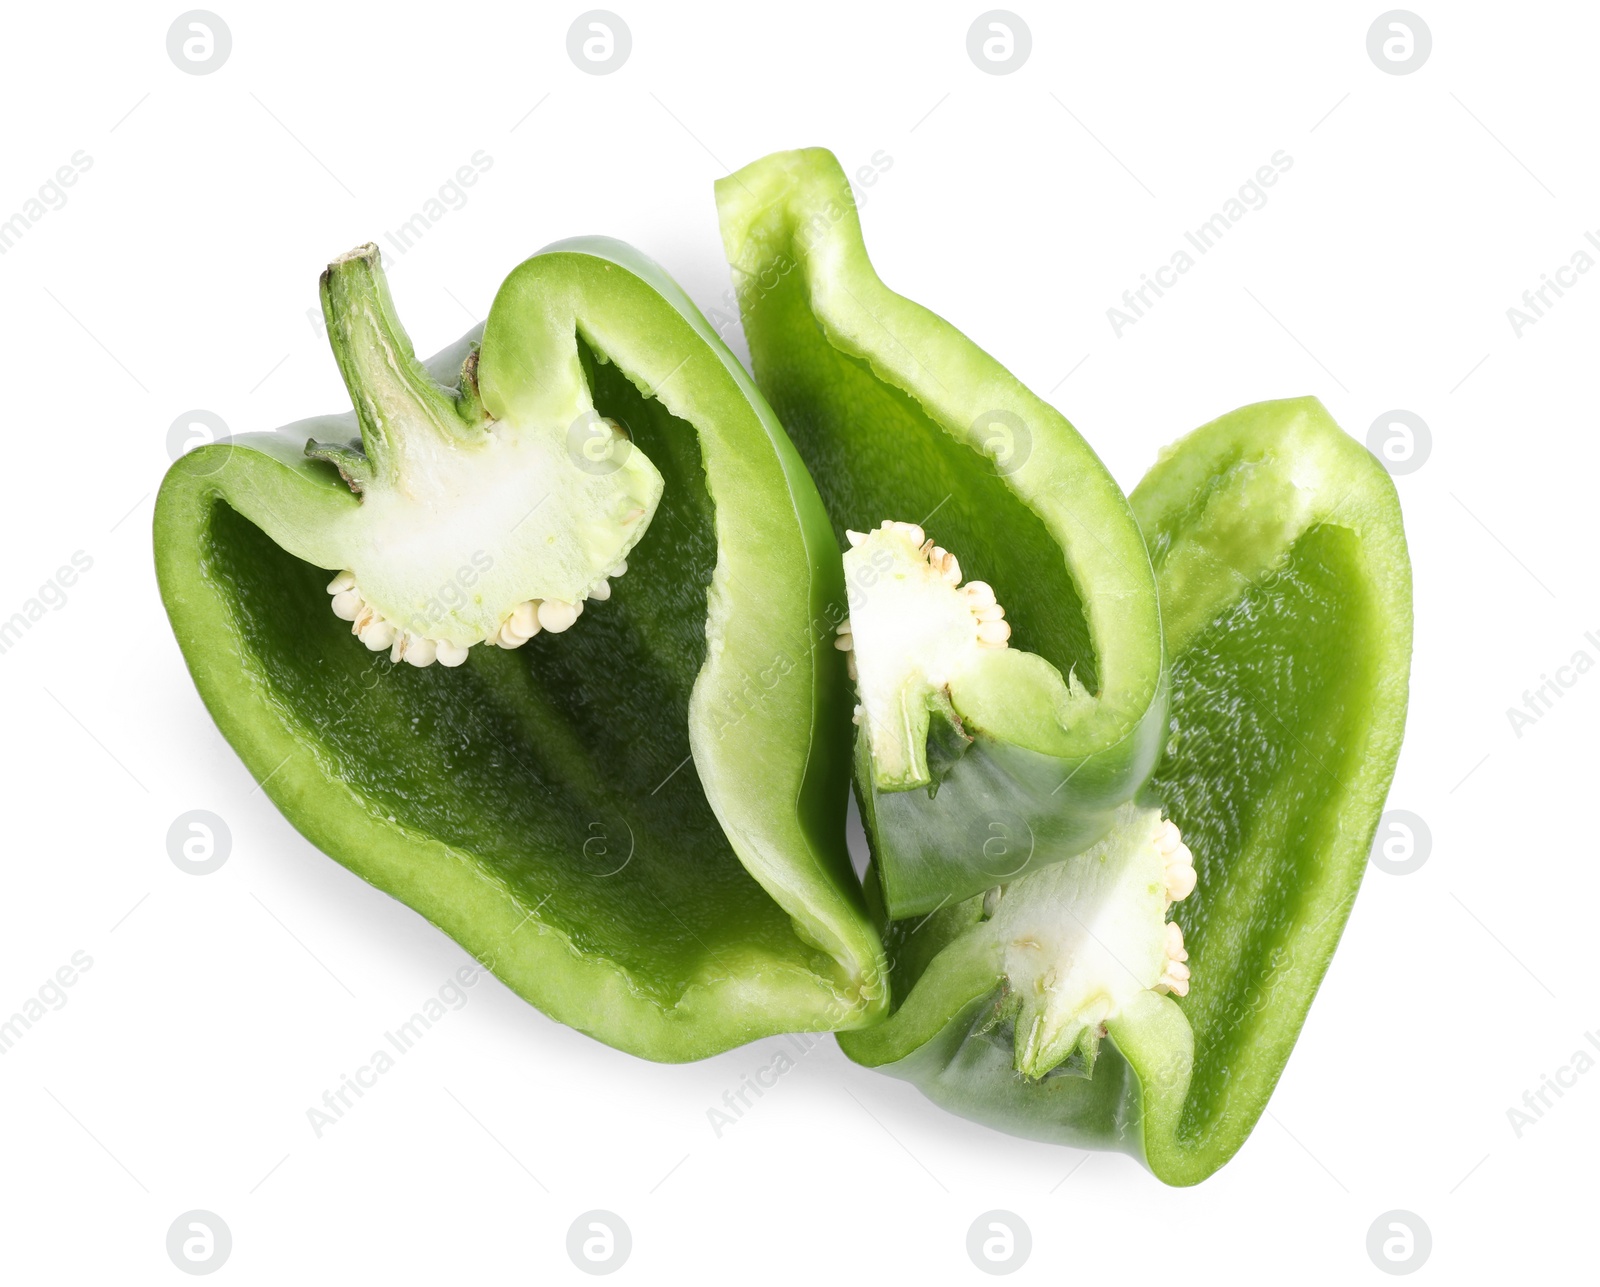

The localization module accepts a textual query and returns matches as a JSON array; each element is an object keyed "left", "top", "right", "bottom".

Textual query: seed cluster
[
  {"left": 325, "top": 559, "right": 628, "bottom": 668},
  {"left": 1154, "top": 818, "right": 1196, "bottom": 997}
]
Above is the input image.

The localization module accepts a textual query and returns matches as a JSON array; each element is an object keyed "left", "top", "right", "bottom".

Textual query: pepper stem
[{"left": 318, "top": 244, "right": 473, "bottom": 487}]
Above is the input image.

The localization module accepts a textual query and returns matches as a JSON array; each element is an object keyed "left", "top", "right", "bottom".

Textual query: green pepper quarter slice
[
  {"left": 716, "top": 148, "right": 1167, "bottom": 920},
  {"left": 154, "top": 238, "right": 886, "bottom": 1061},
  {"left": 838, "top": 397, "right": 1412, "bottom": 1185}
]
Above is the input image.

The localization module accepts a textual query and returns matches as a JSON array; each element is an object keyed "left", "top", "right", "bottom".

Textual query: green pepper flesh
[
  {"left": 839, "top": 397, "right": 1411, "bottom": 1184},
  {"left": 155, "top": 239, "right": 888, "bottom": 1061},
  {"left": 717, "top": 148, "right": 1168, "bottom": 919}
]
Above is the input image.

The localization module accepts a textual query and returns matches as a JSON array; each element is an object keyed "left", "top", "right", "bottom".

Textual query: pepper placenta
[
  {"left": 155, "top": 239, "right": 887, "bottom": 1060},
  {"left": 716, "top": 148, "right": 1411, "bottom": 1183}
]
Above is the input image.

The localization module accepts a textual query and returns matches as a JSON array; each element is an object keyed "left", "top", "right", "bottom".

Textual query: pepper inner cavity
[{"left": 839, "top": 521, "right": 1197, "bottom": 1078}]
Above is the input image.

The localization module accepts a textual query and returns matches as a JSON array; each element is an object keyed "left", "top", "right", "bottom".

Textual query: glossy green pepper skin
[
  {"left": 717, "top": 148, "right": 1168, "bottom": 920},
  {"left": 154, "top": 238, "right": 886, "bottom": 1061},
  {"left": 838, "top": 397, "right": 1412, "bottom": 1185}
]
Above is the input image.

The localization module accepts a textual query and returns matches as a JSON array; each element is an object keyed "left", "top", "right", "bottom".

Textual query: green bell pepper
[
  {"left": 717, "top": 148, "right": 1168, "bottom": 921},
  {"left": 154, "top": 239, "right": 886, "bottom": 1061},
  {"left": 717, "top": 149, "right": 1411, "bottom": 1184}
]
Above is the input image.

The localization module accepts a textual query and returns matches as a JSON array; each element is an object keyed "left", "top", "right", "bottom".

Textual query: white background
[{"left": 1, "top": 1, "right": 1593, "bottom": 1280}]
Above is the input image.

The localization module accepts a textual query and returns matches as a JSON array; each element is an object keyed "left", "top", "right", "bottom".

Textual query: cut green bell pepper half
[
  {"left": 154, "top": 238, "right": 887, "bottom": 1061},
  {"left": 838, "top": 396, "right": 1412, "bottom": 1185},
  {"left": 717, "top": 148, "right": 1167, "bottom": 920}
]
